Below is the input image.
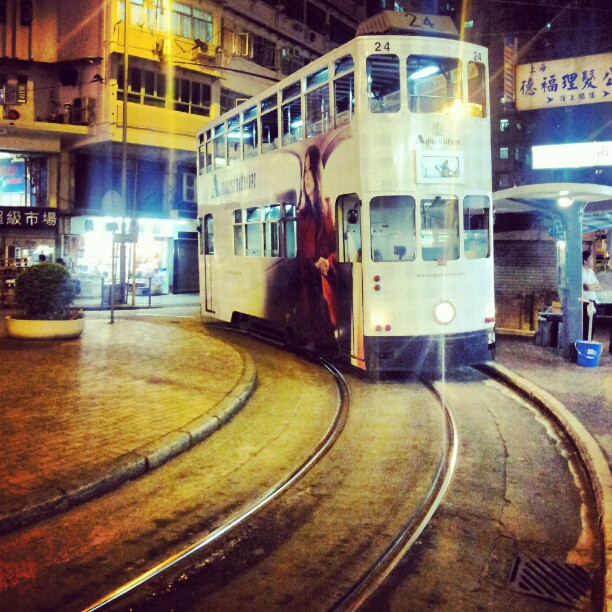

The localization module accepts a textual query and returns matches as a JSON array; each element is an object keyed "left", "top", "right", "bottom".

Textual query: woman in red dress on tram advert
[{"left": 297, "top": 144, "right": 338, "bottom": 349}]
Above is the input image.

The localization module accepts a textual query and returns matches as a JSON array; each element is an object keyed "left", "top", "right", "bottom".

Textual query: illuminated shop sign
[
  {"left": 516, "top": 52, "right": 612, "bottom": 110},
  {"left": 0, "top": 207, "right": 58, "bottom": 229},
  {"left": 532, "top": 141, "right": 611, "bottom": 169}
]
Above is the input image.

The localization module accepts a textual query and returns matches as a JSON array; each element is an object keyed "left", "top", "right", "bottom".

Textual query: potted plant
[{"left": 5, "top": 262, "right": 84, "bottom": 340}]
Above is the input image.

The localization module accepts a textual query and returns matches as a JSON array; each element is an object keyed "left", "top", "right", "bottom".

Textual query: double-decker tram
[{"left": 196, "top": 10, "right": 495, "bottom": 373}]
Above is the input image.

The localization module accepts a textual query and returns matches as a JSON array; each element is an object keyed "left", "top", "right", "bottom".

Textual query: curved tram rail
[
  {"left": 332, "top": 377, "right": 459, "bottom": 611},
  {"left": 84, "top": 341, "right": 350, "bottom": 612}
]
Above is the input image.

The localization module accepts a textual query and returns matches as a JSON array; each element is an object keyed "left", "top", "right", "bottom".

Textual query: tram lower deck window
[
  {"left": 420, "top": 197, "right": 459, "bottom": 260},
  {"left": 370, "top": 196, "right": 416, "bottom": 262},
  {"left": 463, "top": 195, "right": 490, "bottom": 258}
]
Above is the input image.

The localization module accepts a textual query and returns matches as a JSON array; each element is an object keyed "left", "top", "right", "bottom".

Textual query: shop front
[
  {"left": 69, "top": 215, "right": 196, "bottom": 298},
  {"left": 0, "top": 206, "right": 61, "bottom": 305}
]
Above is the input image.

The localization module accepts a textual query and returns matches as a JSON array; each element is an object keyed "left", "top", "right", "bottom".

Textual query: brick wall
[{"left": 494, "top": 238, "right": 559, "bottom": 330}]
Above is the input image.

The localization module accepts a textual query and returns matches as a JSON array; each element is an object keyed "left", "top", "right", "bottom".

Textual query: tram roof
[{"left": 356, "top": 11, "right": 459, "bottom": 40}]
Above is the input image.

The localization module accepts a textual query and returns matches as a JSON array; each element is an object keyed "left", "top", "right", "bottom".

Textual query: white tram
[{"left": 196, "top": 11, "right": 495, "bottom": 372}]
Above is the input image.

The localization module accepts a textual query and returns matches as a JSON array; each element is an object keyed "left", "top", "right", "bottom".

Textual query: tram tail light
[{"left": 485, "top": 316, "right": 495, "bottom": 324}]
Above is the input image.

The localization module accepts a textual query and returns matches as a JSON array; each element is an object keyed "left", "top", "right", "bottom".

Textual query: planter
[{"left": 5, "top": 316, "right": 85, "bottom": 340}]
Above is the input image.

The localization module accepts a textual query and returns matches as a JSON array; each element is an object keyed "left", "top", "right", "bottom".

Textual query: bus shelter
[{"left": 493, "top": 183, "right": 612, "bottom": 359}]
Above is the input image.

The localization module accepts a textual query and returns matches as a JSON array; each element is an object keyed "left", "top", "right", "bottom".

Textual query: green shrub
[{"left": 14, "top": 263, "right": 76, "bottom": 320}]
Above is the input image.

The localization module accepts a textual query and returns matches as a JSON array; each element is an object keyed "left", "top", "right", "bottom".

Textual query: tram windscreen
[
  {"left": 407, "top": 56, "right": 461, "bottom": 113},
  {"left": 420, "top": 197, "right": 459, "bottom": 261},
  {"left": 367, "top": 54, "right": 400, "bottom": 113},
  {"left": 370, "top": 196, "right": 416, "bottom": 262}
]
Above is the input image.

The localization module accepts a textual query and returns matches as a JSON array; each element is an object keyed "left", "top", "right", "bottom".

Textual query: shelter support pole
[{"left": 559, "top": 205, "right": 583, "bottom": 359}]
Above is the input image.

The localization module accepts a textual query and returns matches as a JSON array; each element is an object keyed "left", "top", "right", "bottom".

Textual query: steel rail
[
  {"left": 331, "top": 376, "right": 459, "bottom": 611},
  {"left": 83, "top": 346, "right": 350, "bottom": 612}
]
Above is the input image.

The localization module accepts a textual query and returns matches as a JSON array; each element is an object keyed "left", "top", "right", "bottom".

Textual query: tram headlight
[{"left": 434, "top": 300, "right": 455, "bottom": 324}]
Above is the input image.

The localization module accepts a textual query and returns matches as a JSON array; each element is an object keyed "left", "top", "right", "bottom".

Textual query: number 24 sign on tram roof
[{"left": 516, "top": 52, "right": 611, "bottom": 111}]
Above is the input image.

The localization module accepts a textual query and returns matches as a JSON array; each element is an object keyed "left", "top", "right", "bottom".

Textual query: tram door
[
  {"left": 202, "top": 214, "right": 215, "bottom": 312},
  {"left": 336, "top": 194, "right": 365, "bottom": 369}
]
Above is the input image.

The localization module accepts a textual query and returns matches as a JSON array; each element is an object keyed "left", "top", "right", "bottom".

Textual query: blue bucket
[{"left": 575, "top": 340, "right": 603, "bottom": 368}]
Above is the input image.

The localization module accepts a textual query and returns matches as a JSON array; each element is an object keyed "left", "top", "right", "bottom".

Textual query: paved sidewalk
[
  {"left": 495, "top": 329, "right": 611, "bottom": 466},
  {"left": 0, "top": 314, "right": 255, "bottom": 534}
]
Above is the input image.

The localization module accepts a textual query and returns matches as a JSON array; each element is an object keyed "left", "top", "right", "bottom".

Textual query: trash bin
[{"left": 535, "top": 312, "right": 562, "bottom": 347}]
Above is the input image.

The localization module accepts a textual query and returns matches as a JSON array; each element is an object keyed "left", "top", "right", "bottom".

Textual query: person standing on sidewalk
[{"left": 582, "top": 250, "right": 600, "bottom": 340}]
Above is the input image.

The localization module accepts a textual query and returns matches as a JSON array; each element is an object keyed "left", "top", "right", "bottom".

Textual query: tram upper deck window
[
  {"left": 282, "top": 82, "right": 303, "bottom": 145},
  {"left": 261, "top": 110, "right": 279, "bottom": 153},
  {"left": 261, "top": 94, "right": 278, "bottom": 153},
  {"left": 420, "top": 197, "right": 459, "bottom": 261},
  {"left": 370, "top": 196, "right": 416, "bottom": 262},
  {"left": 198, "top": 141, "right": 205, "bottom": 175},
  {"left": 407, "top": 56, "right": 461, "bottom": 114},
  {"left": 243, "top": 119, "right": 258, "bottom": 158},
  {"left": 463, "top": 195, "right": 490, "bottom": 258},
  {"left": 306, "top": 83, "right": 330, "bottom": 138},
  {"left": 213, "top": 132, "right": 227, "bottom": 168},
  {"left": 467, "top": 61, "right": 487, "bottom": 117},
  {"left": 227, "top": 116, "right": 241, "bottom": 165},
  {"left": 334, "top": 57, "right": 354, "bottom": 125},
  {"left": 367, "top": 54, "right": 400, "bottom": 113},
  {"left": 205, "top": 139, "right": 213, "bottom": 173}
]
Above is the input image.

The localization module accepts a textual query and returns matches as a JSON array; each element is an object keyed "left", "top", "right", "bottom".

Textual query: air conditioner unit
[{"left": 71, "top": 108, "right": 91, "bottom": 125}]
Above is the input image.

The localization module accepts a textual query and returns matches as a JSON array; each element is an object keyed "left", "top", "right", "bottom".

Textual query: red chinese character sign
[{"left": 516, "top": 52, "right": 611, "bottom": 111}]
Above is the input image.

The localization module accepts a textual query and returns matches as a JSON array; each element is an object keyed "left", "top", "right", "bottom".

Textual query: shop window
[
  {"left": 367, "top": 54, "right": 400, "bottom": 113},
  {"left": 407, "top": 55, "right": 462, "bottom": 114},
  {"left": 463, "top": 195, "right": 490, "bottom": 259},
  {"left": 500, "top": 147, "right": 509, "bottom": 159}
]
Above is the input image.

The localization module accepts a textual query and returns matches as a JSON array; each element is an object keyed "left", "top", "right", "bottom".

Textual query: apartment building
[{"left": 0, "top": 0, "right": 365, "bottom": 295}]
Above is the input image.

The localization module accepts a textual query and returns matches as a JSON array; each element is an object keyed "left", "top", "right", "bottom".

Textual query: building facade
[{"left": 0, "top": 0, "right": 365, "bottom": 298}]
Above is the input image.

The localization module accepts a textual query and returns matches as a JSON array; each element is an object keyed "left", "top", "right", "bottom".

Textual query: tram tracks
[
  {"left": 81, "top": 332, "right": 605, "bottom": 611},
  {"left": 83, "top": 352, "right": 350, "bottom": 612},
  {"left": 82, "top": 332, "right": 458, "bottom": 612}
]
